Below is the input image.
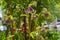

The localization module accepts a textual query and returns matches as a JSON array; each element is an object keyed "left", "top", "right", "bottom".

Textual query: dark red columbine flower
[
  {"left": 44, "top": 13, "right": 49, "bottom": 17},
  {"left": 22, "top": 26, "right": 25, "bottom": 32},
  {"left": 13, "top": 27, "right": 16, "bottom": 32},
  {"left": 6, "top": 19, "right": 10, "bottom": 23},
  {"left": 24, "top": 8, "right": 29, "bottom": 13},
  {"left": 45, "top": 27, "right": 49, "bottom": 30}
]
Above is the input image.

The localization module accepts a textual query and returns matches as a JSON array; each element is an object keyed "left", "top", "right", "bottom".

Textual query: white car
[
  {"left": 56, "top": 22, "right": 60, "bottom": 31},
  {"left": 44, "top": 23, "right": 54, "bottom": 30},
  {"left": 0, "top": 26, "right": 7, "bottom": 31}
]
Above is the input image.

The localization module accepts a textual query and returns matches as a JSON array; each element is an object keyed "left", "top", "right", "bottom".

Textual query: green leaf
[{"left": 20, "top": 14, "right": 28, "bottom": 17}]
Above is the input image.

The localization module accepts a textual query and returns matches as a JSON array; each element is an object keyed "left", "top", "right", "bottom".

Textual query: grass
[{"left": 0, "top": 31, "right": 6, "bottom": 40}]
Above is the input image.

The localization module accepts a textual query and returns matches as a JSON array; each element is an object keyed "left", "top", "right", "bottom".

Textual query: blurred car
[
  {"left": 56, "top": 22, "right": 60, "bottom": 31},
  {"left": 44, "top": 23, "right": 54, "bottom": 30},
  {"left": 56, "top": 22, "right": 60, "bottom": 27},
  {"left": 0, "top": 26, "right": 7, "bottom": 31}
]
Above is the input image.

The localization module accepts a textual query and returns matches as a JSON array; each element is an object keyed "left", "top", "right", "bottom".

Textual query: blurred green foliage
[{"left": 0, "top": 0, "right": 60, "bottom": 40}]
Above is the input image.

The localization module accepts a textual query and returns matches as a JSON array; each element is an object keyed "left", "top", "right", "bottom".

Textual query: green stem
[
  {"left": 29, "top": 13, "right": 32, "bottom": 40},
  {"left": 23, "top": 13, "right": 27, "bottom": 40}
]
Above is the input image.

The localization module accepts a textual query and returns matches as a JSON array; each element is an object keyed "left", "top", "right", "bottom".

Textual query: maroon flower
[
  {"left": 44, "top": 13, "right": 49, "bottom": 17},
  {"left": 24, "top": 8, "right": 30, "bottom": 13},
  {"left": 6, "top": 19, "right": 10, "bottom": 23},
  {"left": 21, "top": 24, "right": 26, "bottom": 32},
  {"left": 13, "top": 27, "right": 16, "bottom": 31},
  {"left": 45, "top": 27, "right": 49, "bottom": 30}
]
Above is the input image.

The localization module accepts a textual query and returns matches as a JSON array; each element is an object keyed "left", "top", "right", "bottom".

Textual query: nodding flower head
[
  {"left": 24, "top": 7, "right": 34, "bottom": 13},
  {"left": 6, "top": 19, "right": 10, "bottom": 23},
  {"left": 44, "top": 13, "right": 49, "bottom": 17},
  {"left": 29, "top": 7, "right": 34, "bottom": 12}
]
